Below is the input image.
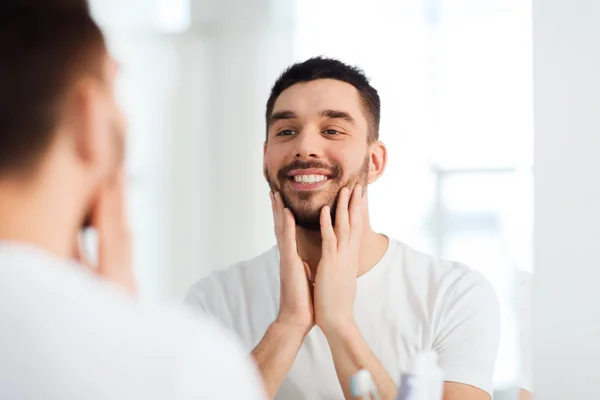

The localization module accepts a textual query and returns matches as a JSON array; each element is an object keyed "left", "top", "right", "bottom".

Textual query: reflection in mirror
[{"left": 92, "top": 0, "right": 533, "bottom": 398}]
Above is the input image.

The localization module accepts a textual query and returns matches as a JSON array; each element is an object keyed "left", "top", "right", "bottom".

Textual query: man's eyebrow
[
  {"left": 268, "top": 110, "right": 298, "bottom": 127},
  {"left": 320, "top": 109, "right": 356, "bottom": 126}
]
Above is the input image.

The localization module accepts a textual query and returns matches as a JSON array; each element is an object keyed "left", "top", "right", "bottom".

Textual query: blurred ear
[
  {"left": 368, "top": 140, "right": 387, "bottom": 184},
  {"left": 64, "top": 78, "right": 105, "bottom": 170}
]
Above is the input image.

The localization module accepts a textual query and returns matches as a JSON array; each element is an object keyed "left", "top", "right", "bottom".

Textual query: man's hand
[
  {"left": 312, "top": 185, "right": 398, "bottom": 399},
  {"left": 271, "top": 191, "right": 314, "bottom": 332},
  {"left": 313, "top": 185, "right": 365, "bottom": 334},
  {"left": 250, "top": 192, "right": 315, "bottom": 398},
  {"left": 74, "top": 170, "right": 136, "bottom": 296}
]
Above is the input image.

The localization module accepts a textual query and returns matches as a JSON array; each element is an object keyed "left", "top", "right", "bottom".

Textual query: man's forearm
[
  {"left": 251, "top": 321, "right": 309, "bottom": 399},
  {"left": 324, "top": 323, "right": 397, "bottom": 400}
]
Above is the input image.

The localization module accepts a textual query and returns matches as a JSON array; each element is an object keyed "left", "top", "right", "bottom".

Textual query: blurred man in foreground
[{"left": 0, "top": 3, "right": 266, "bottom": 399}]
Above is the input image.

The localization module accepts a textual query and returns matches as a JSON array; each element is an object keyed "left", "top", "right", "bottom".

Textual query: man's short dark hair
[
  {"left": 265, "top": 57, "right": 381, "bottom": 142},
  {"left": 0, "top": 1, "right": 106, "bottom": 177}
]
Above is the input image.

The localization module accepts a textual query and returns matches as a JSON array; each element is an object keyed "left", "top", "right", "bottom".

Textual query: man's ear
[
  {"left": 263, "top": 141, "right": 268, "bottom": 182},
  {"left": 65, "top": 78, "right": 104, "bottom": 168},
  {"left": 368, "top": 140, "right": 387, "bottom": 184}
]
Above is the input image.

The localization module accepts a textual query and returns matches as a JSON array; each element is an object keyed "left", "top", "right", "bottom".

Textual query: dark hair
[
  {"left": 265, "top": 56, "right": 381, "bottom": 142},
  {"left": 0, "top": 1, "right": 106, "bottom": 177}
]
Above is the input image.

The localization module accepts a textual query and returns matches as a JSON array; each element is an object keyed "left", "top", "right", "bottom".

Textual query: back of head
[
  {"left": 1, "top": 0, "right": 91, "bottom": 12},
  {"left": 0, "top": 0, "right": 105, "bottom": 178}
]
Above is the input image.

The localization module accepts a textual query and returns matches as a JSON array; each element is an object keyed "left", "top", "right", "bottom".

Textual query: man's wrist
[
  {"left": 319, "top": 318, "right": 360, "bottom": 343},
  {"left": 272, "top": 317, "right": 313, "bottom": 338}
]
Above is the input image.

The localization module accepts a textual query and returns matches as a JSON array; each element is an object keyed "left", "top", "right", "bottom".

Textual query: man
[
  {"left": 0, "top": 3, "right": 266, "bottom": 399},
  {"left": 186, "top": 57, "right": 501, "bottom": 399}
]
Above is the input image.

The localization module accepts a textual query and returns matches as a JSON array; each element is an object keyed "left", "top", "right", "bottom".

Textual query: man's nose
[{"left": 292, "top": 129, "right": 324, "bottom": 159}]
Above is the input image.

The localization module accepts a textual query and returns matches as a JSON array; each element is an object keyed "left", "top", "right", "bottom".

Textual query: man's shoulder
[
  {"left": 189, "top": 246, "right": 279, "bottom": 293},
  {"left": 387, "top": 238, "right": 494, "bottom": 298},
  {"left": 184, "top": 246, "right": 280, "bottom": 320},
  {"left": 394, "top": 241, "right": 499, "bottom": 327}
]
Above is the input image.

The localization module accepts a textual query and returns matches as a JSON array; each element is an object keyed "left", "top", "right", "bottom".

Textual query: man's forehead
[{"left": 272, "top": 79, "right": 364, "bottom": 116}]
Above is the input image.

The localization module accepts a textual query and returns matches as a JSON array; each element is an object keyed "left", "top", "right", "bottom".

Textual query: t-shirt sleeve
[
  {"left": 184, "top": 282, "right": 209, "bottom": 313},
  {"left": 432, "top": 268, "right": 501, "bottom": 396},
  {"left": 176, "top": 315, "right": 267, "bottom": 400},
  {"left": 183, "top": 279, "right": 236, "bottom": 336}
]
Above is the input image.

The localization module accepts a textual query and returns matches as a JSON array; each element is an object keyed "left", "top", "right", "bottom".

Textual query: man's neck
[
  {"left": 295, "top": 220, "right": 389, "bottom": 279},
  {"left": 0, "top": 176, "right": 79, "bottom": 261}
]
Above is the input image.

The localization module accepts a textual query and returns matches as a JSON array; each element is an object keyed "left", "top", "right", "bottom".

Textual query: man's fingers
[
  {"left": 111, "top": 170, "right": 127, "bottom": 226},
  {"left": 349, "top": 184, "right": 365, "bottom": 247},
  {"left": 273, "top": 192, "right": 286, "bottom": 237},
  {"left": 271, "top": 191, "right": 285, "bottom": 244},
  {"left": 91, "top": 169, "right": 135, "bottom": 295},
  {"left": 269, "top": 191, "right": 279, "bottom": 236},
  {"left": 320, "top": 206, "right": 337, "bottom": 257},
  {"left": 282, "top": 207, "right": 298, "bottom": 251},
  {"left": 303, "top": 261, "right": 313, "bottom": 283},
  {"left": 334, "top": 187, "right": 351, "bottom": 241},
  {"left": 95, "top": 172, "right": 130, "bottom": 242},
  {"left": 272, "top": 192, "right": 301, "bottom": 262},
  {"left": 91, "top": 170, "right": 128, "bottom": 230}
]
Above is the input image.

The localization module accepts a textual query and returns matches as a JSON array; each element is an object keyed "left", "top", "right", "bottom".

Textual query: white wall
[
  {"left": 533, "top": 1, "right": 600, "bottom": 397},
  {"left": 165, "top": 0, "right": 296, "bottom": 299},
  {"left": 91, "top": 1, "right": 193, "bottom": 300},
  {"left": 93, "top": 0, "right": 296, "bottom": 301}
]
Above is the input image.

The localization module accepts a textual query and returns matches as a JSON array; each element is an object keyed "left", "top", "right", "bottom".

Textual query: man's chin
[
  {"left": 294, "top": 217, "right": 322, "bottom": 231},
  {"left": 289, "top": 206, "right": 336, "bottom": 231}
]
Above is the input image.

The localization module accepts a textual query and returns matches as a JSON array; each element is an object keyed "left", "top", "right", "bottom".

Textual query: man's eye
[
  {"left": 324, "top": 129, "right": 341, "bottom": 135},
  {"left": 277, "top": 130, "right": 297, "bottom": 136}
]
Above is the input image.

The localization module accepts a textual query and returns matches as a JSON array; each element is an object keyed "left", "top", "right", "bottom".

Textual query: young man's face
[{"left": 264, "top": 78, "right": 373, "bottom": 230}]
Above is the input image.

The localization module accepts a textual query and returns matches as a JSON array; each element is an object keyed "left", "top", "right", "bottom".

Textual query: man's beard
[{"left": 266, "top": 156, "right": 370, "bottom": 231}]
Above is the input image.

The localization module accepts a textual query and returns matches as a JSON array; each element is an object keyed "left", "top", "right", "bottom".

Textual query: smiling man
[{"left": 186, "top": 57, "right": 500, "bottom": 400}]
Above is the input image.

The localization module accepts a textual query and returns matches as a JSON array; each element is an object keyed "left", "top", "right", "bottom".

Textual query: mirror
[{"left": 92, "top": 0, "right": 533, "bottom": 398}]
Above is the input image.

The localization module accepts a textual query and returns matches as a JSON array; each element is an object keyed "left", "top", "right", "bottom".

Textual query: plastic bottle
[
  {"left": 350, "top": 369, "right": 382, "bottom": 400},
  {"left": 396, "top": 351, "right": 444, "bottom": 400}
]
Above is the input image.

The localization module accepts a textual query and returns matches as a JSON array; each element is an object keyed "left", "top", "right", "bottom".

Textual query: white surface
[
  {"left": 533, "top": 0, "right": 600, "bottom": 398},
  {"left": 186, "top": 239, "right": 500, "bottom": 398},
  {"left": 0, "top": 242, "right": 266, "bottom": 400}
]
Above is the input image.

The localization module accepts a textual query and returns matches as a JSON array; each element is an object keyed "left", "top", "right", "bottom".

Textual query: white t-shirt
[
  {"left": 0, "top": 242, "right": 267, "bottom": 400},
  {"left": 186, "top": 238, "right": 501, "bottom": 399}
]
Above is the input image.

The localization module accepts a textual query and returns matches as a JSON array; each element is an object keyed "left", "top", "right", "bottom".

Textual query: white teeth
[{"left": 293, "top": 174, "right": 327, "bottom": 183}]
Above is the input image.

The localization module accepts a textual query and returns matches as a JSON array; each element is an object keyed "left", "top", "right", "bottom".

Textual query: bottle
[
  {"left": 350, "top": 369, "right": 382, "bottom": 400},
  {"left": 396, "top": 351, "right": 443, "bottom": 400}
]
